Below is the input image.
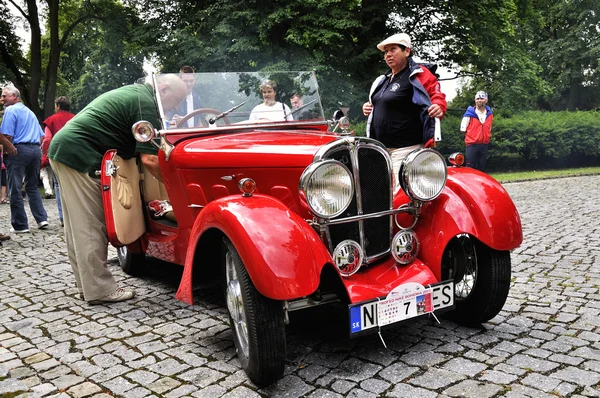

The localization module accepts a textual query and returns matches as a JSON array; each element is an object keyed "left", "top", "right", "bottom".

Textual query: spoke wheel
[
  {"left": 116, "top": 246, "right": 145, "bottom": 276},
  {"left": 222, "top": 238, "right": 285, "bottom": 386},
  {"left": 442, "top": 235, "right": 511, "bottom": 325}
]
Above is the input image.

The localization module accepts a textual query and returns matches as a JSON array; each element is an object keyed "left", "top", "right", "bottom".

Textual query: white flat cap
[{"left": 377, "top": 33, "right": 411, "bottom": 51}]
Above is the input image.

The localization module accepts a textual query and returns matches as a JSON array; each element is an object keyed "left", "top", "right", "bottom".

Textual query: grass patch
[{"left": 490, "top": 167, "right": 600, "bottom": 183}]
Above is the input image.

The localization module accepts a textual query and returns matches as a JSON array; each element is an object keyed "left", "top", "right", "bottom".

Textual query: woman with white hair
[{"left": 249, "top": 80, "right": 293, "bottom": 121}]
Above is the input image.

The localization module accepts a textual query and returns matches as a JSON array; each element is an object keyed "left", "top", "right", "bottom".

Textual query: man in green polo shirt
[{"left": 49, "top": 74, "right": 187, "bottom": 305}]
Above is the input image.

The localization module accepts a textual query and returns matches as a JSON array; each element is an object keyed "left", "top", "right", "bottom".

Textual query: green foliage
[
  {"left": 55, "top": 0, "right": 146, "bottom": 112},
  {"left": 437, "top": 110, "right": 600, "bottom": 171}
]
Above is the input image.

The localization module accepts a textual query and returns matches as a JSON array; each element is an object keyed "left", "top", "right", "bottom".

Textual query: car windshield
[{"left": 139, "top": 71, "right": 325, "bottom": 130}]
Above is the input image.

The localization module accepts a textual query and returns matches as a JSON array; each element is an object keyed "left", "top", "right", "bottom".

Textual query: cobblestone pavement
[{"left": 1, "top": 175, "right": 599, "bottom": 398}]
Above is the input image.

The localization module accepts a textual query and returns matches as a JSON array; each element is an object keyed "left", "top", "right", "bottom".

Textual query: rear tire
[
  {"left": 442, "top": 235, "right": 511, "bottom": 325},
  {"left": 117, "top": 246, "right": 145, "bottom": 276},
  {"left": 222, "top": 238, "right": 286, "bottom": 386}
]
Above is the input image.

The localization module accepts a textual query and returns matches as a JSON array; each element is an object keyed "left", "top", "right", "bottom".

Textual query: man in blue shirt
[{"left": 1, "top": 86, "right": 48, "bottom": 233}]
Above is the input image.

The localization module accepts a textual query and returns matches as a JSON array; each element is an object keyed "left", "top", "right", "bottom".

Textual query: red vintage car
[{"left": 101, "top": 71, "right": 522, "bottom": 386}]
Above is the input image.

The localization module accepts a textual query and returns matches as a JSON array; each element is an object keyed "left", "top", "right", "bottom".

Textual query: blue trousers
[
  {"left": 466, "top": 144, "right": 489, "bottom": 172},
  {"left": 4, "top": 144, "right": 48, "bottom": 230}
]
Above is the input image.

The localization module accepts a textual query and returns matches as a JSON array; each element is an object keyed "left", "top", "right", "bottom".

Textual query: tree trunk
[
  {"left": 25, "top": 0, "right": 43, "bottom": 121},
  {"left": 44, "top": 0, "right": 60, "bottom": 119}
]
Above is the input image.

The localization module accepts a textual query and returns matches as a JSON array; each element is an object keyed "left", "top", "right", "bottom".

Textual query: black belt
[{"left": 14, "top": 143, "right": 39, "bottom": 145}]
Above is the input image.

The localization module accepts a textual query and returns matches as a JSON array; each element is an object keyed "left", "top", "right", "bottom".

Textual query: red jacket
[{"left": 462, "top": 106, "right": 493, "bottom": 145}]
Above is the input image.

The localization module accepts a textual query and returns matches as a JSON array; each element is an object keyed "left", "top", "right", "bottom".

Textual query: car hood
[{"left": 171, "top": 130, "right": 340, "bottom": 168}]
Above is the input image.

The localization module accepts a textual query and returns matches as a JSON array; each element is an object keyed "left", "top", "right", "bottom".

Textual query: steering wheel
[{"left": 176, "top": 108, "right": 231, "bottom": 128}]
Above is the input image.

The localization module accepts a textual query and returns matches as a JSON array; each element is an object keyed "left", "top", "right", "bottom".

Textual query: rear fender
[
  {"left": 415, "top": 168, "right": 522, "bottom": 280},
  {"left": 176, "top": 194, "right": 332, "bottom": 305}
]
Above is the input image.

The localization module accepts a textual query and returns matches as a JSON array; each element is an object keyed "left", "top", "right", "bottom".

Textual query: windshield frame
[{"left": 148, "top": 71, "right": 326, "bottom": 131}]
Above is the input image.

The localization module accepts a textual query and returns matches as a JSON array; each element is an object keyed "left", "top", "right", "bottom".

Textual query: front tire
[
  {"left": 117, "top": 246, "right": 145, "bottom": 276},
  {"left": 442, "top": 235, "right": 511, "bottom": 325},
  {"left": 222, "top": 238, "right": 286, "bottom": 386}
]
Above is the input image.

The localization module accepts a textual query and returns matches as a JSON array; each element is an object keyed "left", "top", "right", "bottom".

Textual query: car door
[{"left": 101, "top": 149, "right": 145, "bottom": 247}]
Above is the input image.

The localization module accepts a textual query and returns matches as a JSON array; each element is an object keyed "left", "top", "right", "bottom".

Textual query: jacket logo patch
[{"left": 390, "top": 83, "right": 401, "bottom": 92}]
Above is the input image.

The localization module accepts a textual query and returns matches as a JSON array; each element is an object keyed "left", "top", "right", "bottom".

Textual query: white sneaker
[
  {"left": 38, "top": 221, "right": 49, "bottom": 229},
  {"left": 10, "top": 227, "right": 30, "bottom": 234}
]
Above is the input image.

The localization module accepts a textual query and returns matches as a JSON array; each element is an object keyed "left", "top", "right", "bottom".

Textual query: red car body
[{"left": 100, "top": 72, "right": 522, "bottom": 386}]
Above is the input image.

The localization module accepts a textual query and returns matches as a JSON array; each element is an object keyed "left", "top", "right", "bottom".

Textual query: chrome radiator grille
[{"left": 323, "top": 139, "right": 393, "bottom": 262}]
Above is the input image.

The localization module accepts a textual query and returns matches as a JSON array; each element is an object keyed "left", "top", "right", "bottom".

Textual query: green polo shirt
[{"left": 48, "top": 83, "right": 160, "bottom": 175}]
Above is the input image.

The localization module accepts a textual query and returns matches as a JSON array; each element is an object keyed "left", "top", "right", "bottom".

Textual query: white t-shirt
[{"left": 249, "top": 102, "right": 293, "bottom": 121}]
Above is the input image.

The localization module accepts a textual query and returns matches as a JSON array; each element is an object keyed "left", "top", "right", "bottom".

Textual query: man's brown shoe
[
  {"left": 88, "top": 288, "right": 135, "bottom": 305},
  {"left": 0, "top": 233, "right": 10, "bottom": 241}
]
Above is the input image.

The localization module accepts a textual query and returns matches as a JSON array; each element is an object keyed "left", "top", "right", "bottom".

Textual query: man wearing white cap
[
  {"left": 460, "top": 91, "right": 493, "bottom": 171},
  {"left": 362, "top": 33, "right": 446, "bottom": 191}
]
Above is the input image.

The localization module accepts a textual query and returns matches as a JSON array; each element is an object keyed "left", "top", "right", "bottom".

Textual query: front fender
[
  {"left": 414, "top": 167, "right": 523, "bottom": 279},
  {"left": 176, "top": 194, "right": 332, "bottom": 305}
]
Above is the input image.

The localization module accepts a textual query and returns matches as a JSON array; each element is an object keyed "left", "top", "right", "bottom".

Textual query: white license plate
[{"left": 349, "top": 281, "right": 454, "bottom": 334}]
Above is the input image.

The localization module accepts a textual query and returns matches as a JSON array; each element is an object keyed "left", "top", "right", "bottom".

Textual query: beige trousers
[
  {"left": 389, "top": 144, "right": 422, "bottom": 194},
  {"left": 50, "top": 159, "right": 118, "bottom": 301}
]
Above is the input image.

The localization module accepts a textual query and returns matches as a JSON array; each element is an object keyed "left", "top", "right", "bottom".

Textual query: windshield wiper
[{"left": 209, "top": 101, "right": 247, "bottom": 125}]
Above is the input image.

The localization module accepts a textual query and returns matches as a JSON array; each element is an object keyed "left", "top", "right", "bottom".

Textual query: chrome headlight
[
  {"left": 299, "top": 160, "right": 354, "bottom": 219},
  {"left": 132, "top": 120, "right": 156, "bottom": 142},
  {"left": 399, "top": 149, "right": 447, "bottom": 201}
]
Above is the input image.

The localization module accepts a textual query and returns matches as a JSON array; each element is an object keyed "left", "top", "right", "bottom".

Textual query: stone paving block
[
  {"left": 148, "top": 377, "right": 181, "bottom": 394},
  {"left": 443, "top": 380, "right": 504, "bottom": 398},
  {"left": 164, "top": 384, "right": 198, "bottom": 397},
  {"left": 126, "top": 369, "right": 161, "bottom": 386},
  {"left": 53, "top": 374, "right": 86, "bottom": 390},
  {"left": 67, "top": 381, "right": 103, "bottom": 398},
  {"left": 0, "top": 378, "right": 29, "bottom": 395},
  {"left": 218, "top": 369, "right": 249, "bottom": 389},
  {"left": 23, "top": 352, "right": 50, "bottom": 365},
  {"left": 191, "top": 385, "right": 228, "bottom": 398},
  {"left": 178, "top": 367, "right": 226, "bottom": 388},
  {"left": 378, "top": 362, "right": 419, "bottom": 384},
  {"left": 40, "top": 364, "right": 72, "bottom": 379},
  {"left": 146, "top": 357, "right": 190, "bottom": 376},
  {"left": 359, "top": 378, "right": 390, "bottom": 394},
  {"left": 30, "top": 382, "right": 58, "bottom": 396},
  {"left": 505, "top": 353, "right": 560, "bottom": 372},
  {"left": 297, "top": 364, "right": 330, "bottom": 382},
  {"left": 102, "top": 376, "right": 137, "bottom": 395},
  {"left": 27, "top": 356, "right": 58, "bottom": 371},
  {"left": 409, "top": 368, "right": 466, "bottom": 390},
  {"left": 1, "top": 358, "right": 25, "bottom": 371},
  {"left": 0, "top": 350, "right": 17, "bottom": 362},
  {"left": 327, "top": 358, "right": 381, "bottom": 382},
  {"left": 305, "top": 389, "right": 344, "bottom": 398},
  {"left": 549, "top": 366, "right": 600, "bottom": 386},
  {"left": 89, "top": 364, "right": 131, "bottom": 383},
  {"left": 442, "top": 357, "right": 487, "bottom": 377},
  {"left": 346, "top": 388, "right": 378, "bottom": 398},
  {"left": 387, "top": 383, "right": 438, "bottom": 398},
  {"left": 221, "top": 385, "right": 263, "bottom": 398},
  {"left": 21, "top": 375, "right": 41, "bottom": 388},
  {"left": 259, "top": 375, "right": 313, "bottom": 397}
]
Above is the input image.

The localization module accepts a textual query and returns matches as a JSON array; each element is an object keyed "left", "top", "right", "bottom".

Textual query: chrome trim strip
[
  {"left": 156, "top": 121, "right": 330, "bottom": 137},
  {"left": 322, "top": 207, "right": 414, "bottom": 225}
]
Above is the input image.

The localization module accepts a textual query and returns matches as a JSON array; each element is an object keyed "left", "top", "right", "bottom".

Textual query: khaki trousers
[
  {"left": 389, "top": 144, "right": 422, "bottom": 194},
  {"left": 50, "top": 159, "right": 118, "bottom": 301}
]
